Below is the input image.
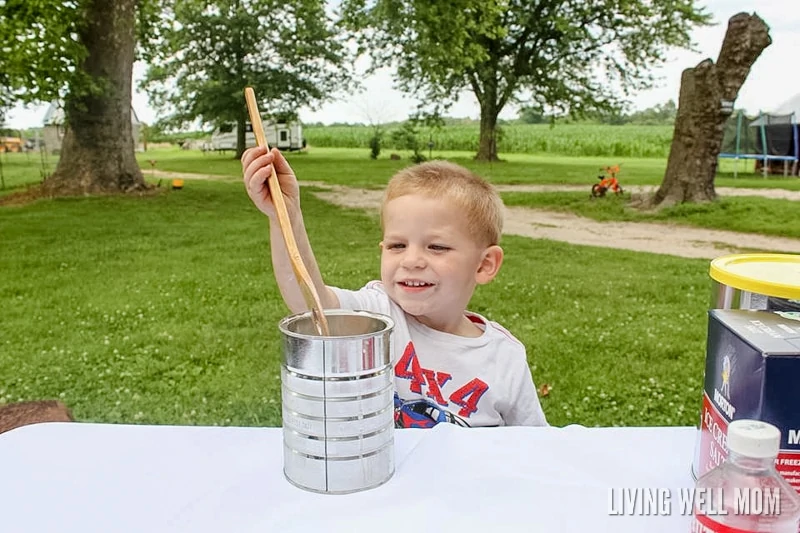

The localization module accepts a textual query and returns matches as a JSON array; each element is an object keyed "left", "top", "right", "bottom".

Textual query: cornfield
[{"left": 304, "top": 123, "right": 674, "bottom": 158}]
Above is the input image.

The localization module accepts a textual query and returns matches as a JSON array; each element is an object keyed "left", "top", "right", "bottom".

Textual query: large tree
[
  {"left": 341, "top": 0, "right": 711, "bottom": 161},
  {"left": 650, "top": 13, "right": 771, "bottom": 207},
  {"left": 142, "top": 0, "right": 352, "bottom": 159},
  {"left": 0, "top": 0, "right": 149, "bottom": 196}
]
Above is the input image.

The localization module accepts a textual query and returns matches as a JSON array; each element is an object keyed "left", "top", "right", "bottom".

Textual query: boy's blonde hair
[{"left": 381, "top": 160, "right": 504, "bottom": 246}]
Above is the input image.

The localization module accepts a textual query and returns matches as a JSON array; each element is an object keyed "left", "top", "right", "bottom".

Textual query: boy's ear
[{"left": 475, "top": 245, "right": 503, "bottom": 285}]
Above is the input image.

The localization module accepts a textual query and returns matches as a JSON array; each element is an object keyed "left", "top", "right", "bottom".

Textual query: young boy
[{"left": 242, "top": 147, "right": 547, "bottom": 428}]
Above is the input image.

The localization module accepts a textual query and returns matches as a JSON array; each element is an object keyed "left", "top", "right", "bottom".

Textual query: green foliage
[
  {"left": 589, "top": 100, "right": 678, "bottom": 126},
  {"left": 0, "top": 0, "right": 91, "bottom": 113},
  {"left": 368, "top": 128, "right": 383, "bottom": 159},
  {"left": 141, "top": 123, "right": 209, "bottom": 145},
  {"left": 390, "top": 120, "right": 426, "bottom": 163},
  {"left": 629, "top": 100, "right": 678, "bottom": 125},
  {"left": 518, "top": 107, "right": 550, "bottom": 125},
  {"left": 135, "top": 0, "right": 165, "bottom": 61},
  {"left": 305, "top": 122, "right": 675, "bottom": 158},
  {"left": 340, "top": 0, "right": 711, "bottom": 159},
  {"left": 140, "top": 0, "right": 353, "bottom": 156}
]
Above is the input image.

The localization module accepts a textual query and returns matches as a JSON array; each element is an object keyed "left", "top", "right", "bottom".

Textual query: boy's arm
[
  {"left": 243, "top": 146, "right": 339, "bottom": 314},
  {"left": 268, "top": 207, "right": 339, "bottom": 314}
]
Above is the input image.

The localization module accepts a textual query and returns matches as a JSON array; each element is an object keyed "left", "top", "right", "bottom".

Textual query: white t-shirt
[{"left": 330, "top": 281, "right": 548, "bottom": 428}]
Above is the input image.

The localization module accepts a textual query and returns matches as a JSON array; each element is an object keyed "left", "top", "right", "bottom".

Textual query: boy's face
[{"left": 380, "top": 194, "right": 501, "bottom": 333}]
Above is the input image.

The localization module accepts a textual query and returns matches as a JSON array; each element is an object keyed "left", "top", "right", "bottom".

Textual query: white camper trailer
[{"left": 208, "top": 121, "right": 305, "bottom": 152}]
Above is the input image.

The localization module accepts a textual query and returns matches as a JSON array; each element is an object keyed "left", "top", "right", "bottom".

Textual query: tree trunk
[
  {"left": 476, "top": 80, "right": 500, "bottom": 161},
  {"left": 236, "top": 107, "right": 248, "bottom": 160},
  {"left": 43, "top": 0, "right": 147, "bottom": 196},
  {"left": 476, "top": 108, "right": 500, "bottom": 161},
  {"left": 651, "top": 13, "right": 770, "bottom": 208}
]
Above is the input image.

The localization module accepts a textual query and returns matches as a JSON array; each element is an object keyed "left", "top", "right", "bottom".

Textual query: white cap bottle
[
  {"left": 691, "top": 420, "right": 800, "bottom": 532},
  {"left": 727, "top": 420, "right": 781, "bottom": 459}
]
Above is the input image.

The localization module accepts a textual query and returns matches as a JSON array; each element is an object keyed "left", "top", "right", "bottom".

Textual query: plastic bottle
[{"left": 691, "top": 419, "right": 800, "bottom": 532}]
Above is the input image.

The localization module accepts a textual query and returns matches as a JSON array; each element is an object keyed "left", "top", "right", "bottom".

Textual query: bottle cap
[{"left": 727, "top": 419, "right": 781, "bottom": 458}]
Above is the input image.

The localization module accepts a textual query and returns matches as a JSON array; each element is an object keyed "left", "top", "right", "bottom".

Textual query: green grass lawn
[
  {"left": 1, "top": 146, "right": 798, "bottom": 429},
  {"left": 130, "top": 147, "right": 800, "bottom": 240},
  {"left": 0, "top": 150, "right": 58, "bottom": 190},
  {"left": 0, "top": 149, "right": 800, "bottom": 242},
  {"left": 4, "top": 146, "right": 799, "bottom": 191},
  {"left": 134, "top": 146, "right": 800, "bottom": 190},
  {"left": 2, "top": 177, "right": 711, "bottom": 428}
]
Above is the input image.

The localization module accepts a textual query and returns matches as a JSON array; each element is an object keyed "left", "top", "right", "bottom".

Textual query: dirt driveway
[
  {"left": 156, "top": 170, "right": 800, "bottom": 259},
  {"left": 308, "top": 183, "right": 800, "bottom": 259}
]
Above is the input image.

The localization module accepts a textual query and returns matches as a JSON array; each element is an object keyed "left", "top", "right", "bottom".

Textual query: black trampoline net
[{"left": 720, "top": 112, "right": 797, "bottom": 156}]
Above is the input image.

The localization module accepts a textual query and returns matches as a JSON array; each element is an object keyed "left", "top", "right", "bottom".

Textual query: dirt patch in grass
[
  {"left": 0, "top": 185, "right": 51, "bottom": 206},
  {"left": 142, "top": 170, "right": 800, "bottom": 259},
  {"left": 0, "top": 183, "right": 164, "bottom": 207},
  {"left": 309, "top": 184, "right": 800, "bottom": 259}
]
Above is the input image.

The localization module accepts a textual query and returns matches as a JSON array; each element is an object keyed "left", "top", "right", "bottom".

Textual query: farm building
[{"left": 42, "top": 102, "right": 143, "bottom": 154}]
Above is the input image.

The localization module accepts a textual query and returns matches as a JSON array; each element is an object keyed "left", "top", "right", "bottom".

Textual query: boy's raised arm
[{"left": 242, "top": 146, "right": 339, "bottom": 314}]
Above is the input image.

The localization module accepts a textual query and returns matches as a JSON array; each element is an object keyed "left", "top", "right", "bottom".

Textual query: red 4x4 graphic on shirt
[{"left": 394, "top": 341, "right": 489, "bottom": 418}]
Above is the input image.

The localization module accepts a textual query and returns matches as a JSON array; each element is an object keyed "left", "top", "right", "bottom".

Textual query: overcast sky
[{"left": 5, "top": 0, "right": 798, "bottom": 129}]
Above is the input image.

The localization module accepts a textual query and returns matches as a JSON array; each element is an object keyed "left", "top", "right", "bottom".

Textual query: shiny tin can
[{"left": 279, "top": 309, "right": 395, "bottom": 494}]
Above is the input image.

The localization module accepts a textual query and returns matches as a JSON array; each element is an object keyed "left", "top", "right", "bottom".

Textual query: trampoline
[{"left": 718, "top": 111, "right": 799, "bottom": 178}]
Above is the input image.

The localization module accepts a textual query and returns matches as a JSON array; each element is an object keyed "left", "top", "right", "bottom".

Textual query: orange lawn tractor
[{"left": 591, "top": 165, "right": 624, "bottom": 198}]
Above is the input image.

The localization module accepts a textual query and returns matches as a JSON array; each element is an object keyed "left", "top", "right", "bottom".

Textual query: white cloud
[{"left": 4, "top": 0, "right": 797, "bottom": 130}]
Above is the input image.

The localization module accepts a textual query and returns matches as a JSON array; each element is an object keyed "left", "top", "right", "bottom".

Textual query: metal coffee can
[{"left": 279, "top": 309, "right": 395, "bottom": 494}]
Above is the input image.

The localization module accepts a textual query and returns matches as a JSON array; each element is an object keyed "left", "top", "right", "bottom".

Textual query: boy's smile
[
  {"left": 398, "top": 279, "right": 434, "bottom": 292},
  {"left": 380, "top": 194, "right": 502, "bottom": 336}
]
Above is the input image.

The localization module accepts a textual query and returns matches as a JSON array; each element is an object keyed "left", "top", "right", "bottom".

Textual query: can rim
[
  {"left": 709, "top": 253, "right": 800, "bottom": 300},
  {"left": 278, "top": 309, "right": 395, "bottom": 340}
]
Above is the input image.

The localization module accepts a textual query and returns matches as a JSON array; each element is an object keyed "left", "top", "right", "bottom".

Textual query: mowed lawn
[
  {"left": 1, "top": 146, "right": 798, "bottom": 428},
  {"left": 4, "top": 145, "right": 799, "bottom": 191}
]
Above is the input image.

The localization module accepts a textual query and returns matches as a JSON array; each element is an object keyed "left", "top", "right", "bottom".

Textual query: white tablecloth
[{"left": 0, "top": 422, "right": 698, "bottom": 532}]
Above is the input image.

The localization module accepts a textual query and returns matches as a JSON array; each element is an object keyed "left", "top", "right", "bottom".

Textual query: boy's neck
[{"left": 415, "top": 313, "right": 484, "bottom": 338}]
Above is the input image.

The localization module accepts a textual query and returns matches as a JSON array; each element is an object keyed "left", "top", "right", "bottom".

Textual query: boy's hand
[{"left": 242, "top": 146, "right": 300, "bottom": 218}]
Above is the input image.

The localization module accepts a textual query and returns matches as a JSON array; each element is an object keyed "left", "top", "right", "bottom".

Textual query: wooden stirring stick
[{"left": 244, "top": 87, "right": 331, "bottom": 337}]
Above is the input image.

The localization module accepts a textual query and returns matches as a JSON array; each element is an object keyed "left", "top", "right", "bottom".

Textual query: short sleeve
[{"left": 502, "top": 350, "right": 549, "bottom": 427}]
